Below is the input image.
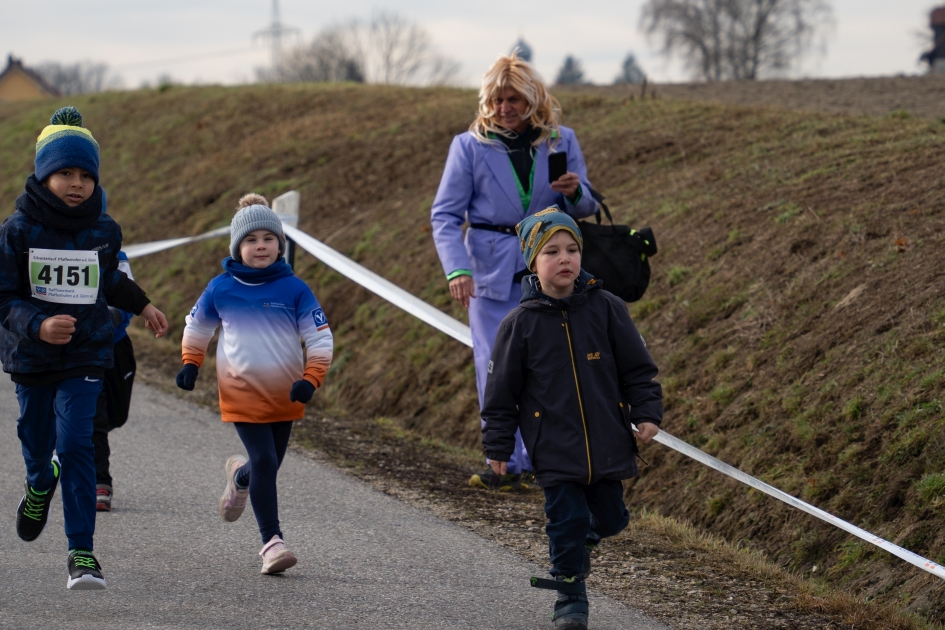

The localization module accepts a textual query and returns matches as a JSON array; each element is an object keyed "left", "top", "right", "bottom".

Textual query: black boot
[{"left": 530, "top": 575, "right": 588, "bottom": 629}]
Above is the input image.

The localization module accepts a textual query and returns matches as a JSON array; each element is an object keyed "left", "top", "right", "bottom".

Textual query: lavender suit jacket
[{"left": 430, "top": 127, "right": 598, "bottom": 302}]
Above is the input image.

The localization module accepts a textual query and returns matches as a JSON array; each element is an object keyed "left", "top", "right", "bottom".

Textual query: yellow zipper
[{"left": 563, "top": 310, "right": 592, "bottom": 484}]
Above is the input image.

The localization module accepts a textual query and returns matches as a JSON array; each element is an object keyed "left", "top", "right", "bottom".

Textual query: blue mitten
[
  {"left": 289, "top": 379, "right": 316, "bottom": 403},
  {"left": 176, "top": 364, "right": 199, "bottom": 391}
]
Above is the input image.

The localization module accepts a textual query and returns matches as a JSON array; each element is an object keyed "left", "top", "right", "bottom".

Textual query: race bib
[{"left": 29, "top": 249, "right": 100, "bottom": 304}]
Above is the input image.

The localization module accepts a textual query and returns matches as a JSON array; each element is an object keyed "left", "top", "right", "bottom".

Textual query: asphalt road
[{"left": 0, "top": 381, "right": 672, "bottom": 629}]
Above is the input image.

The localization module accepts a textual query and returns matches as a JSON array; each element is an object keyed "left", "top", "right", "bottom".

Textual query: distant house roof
[
  {"left": 933, "top": 8, "right": 945, "bottom": 26},
  {"left": 0, "top": 55, "right": 60, "bottom": 101}
]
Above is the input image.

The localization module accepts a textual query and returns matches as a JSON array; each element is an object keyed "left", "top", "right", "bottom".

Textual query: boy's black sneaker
[
  {"left": 468, "top": 467, "right": 521, "bottom": 491},
  {"left": 67, "top": 550, "right": 106, "bottom": 590},
  {"left": 15, "top": 455, "right": 60, "bottom": 542}
]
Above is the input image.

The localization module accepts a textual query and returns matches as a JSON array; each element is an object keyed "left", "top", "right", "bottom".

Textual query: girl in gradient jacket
[{"left": 176, "top": 194, "right": 333, "bottom": 575}]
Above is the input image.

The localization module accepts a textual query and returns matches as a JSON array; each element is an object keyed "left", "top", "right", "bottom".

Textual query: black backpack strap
[{"left": 588, "top": 187, "right": 615, "bottom": 226}]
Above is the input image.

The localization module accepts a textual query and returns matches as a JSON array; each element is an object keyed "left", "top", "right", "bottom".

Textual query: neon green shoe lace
[
  {"left": 72, "top": 554, "right": 98, "bottom": 570},
  {"left": 22, "top": 488, "right": 49, "bottom": 521}
]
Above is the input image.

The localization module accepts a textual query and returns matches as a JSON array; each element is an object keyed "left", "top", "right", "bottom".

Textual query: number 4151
[{"left": 37, "top": 265, "right": 91, "bottom": 286}]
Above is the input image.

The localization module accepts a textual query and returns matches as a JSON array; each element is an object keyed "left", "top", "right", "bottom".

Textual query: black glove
[
  {"left": 289, "top": 379, "right": 315, "bottom": 403},
  {"left": 176, "top": 364, "right": 199, "bottom": 391}
]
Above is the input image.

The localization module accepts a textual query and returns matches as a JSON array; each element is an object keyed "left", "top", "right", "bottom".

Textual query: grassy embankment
[{"left": 1, "top": 84, "right": 944, "bottom": 623}]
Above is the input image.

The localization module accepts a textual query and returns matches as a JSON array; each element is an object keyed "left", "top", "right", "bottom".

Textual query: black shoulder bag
[{"left": 579, "top": 189, "right": 657, "bottom": 303}]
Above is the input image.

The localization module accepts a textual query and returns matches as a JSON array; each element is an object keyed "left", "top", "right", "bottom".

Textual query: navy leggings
[{"left": 233, "top": 421, "right": 293, "bottom": 544}]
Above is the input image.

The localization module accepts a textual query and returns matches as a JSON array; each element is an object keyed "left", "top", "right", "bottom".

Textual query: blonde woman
[{"left": 431, "top": 51, "right": 597, "bottom": 490}]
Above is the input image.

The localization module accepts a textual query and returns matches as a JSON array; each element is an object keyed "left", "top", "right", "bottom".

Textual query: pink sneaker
[
  {"left": 219, "top": 455, "right": 249, "bottom": 522},
  {"left": 259, "top": 535, "right": 297, "bottom": 574}
]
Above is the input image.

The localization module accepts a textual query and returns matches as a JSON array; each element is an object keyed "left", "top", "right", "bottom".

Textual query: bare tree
[
  {"left": 615, "top": 52, "right": 647, "bottom": 84},
  {"left": 640, "top": 0, "right": 833, "bottom": 81},
  {"left": 263, "top": 12, "right": 459, "bottom": 86},
  {"left": 34, "top": 61, "right": 123, "bottom": 95},
  {"left": 555, "top": 55, "right": 587, "bottom": 85},
  {"left": 262, "top": 26, "right": 365, "bottom": 83}
]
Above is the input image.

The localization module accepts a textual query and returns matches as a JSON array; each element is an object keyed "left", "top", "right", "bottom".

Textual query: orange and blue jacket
[{"left": 182, "top": 260, "right": 333, "bottom": 423}]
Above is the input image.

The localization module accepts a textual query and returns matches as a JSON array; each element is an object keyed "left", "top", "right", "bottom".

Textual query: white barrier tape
[
  {"left": 123, "top": 226, "right": 231, "bottom": 259},
  {"left": 638, "top": 425, "right": 945, "bottom": 580},
  {"left": 282, "top": 224, "right": 472, "bottom": 347},
  {"left": 122, "top": 218, "right": 945, "bottom": 581}
]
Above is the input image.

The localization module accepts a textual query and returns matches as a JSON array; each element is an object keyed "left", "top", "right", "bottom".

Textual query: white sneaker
[
  {"left": 219, "top": 455, "right": 249, "bottom": 522},
  {"left": 259, "top": 535, "right": 297, "bottom": 574}
]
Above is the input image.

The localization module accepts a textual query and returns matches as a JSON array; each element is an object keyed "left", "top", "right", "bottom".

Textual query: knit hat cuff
[
  {"left": 36, "top": 126, "right": 98, "bottom": 152},
  {"left": 34, "top": 133, "right": 100, "bottom": 183},
  {"left": 229, "top": 204, "right": 287, "bottom": 262}
]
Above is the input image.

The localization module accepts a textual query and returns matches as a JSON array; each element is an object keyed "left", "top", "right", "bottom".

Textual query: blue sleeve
[
  {"left": 431, "top": 135, "right": 476, "bottom": 277},
  {"left": 111, "top": 253, "right": 135, "bottom": 343},
  {"left": 562, "top": 129, "right": 597, "bottom": 219}
]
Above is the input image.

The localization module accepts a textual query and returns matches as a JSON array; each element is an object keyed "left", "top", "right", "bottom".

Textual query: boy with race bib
[
  {"left": 176, "top": 193, "right": 333, "bottom": 575},
  {"left": 0, "top": 107, "right": 168, "bottom": 590}
]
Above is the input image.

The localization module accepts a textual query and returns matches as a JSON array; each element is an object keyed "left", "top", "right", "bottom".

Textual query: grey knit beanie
[{"left": 229, "top": 193, "right": 286, "bottom": 262}]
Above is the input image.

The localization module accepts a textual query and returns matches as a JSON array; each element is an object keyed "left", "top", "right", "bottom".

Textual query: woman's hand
[
  {"left": 38, "top": 315, "right": 76, "bottom": 345},
  {"left": 140, "top": 304, "right": 168, "bottom": 338},
  {"left": 635, "top": 422, "right": 660, "bottom": 444},
  {"left": 489, "top": 459, "right": 508, "bottom": 476},
  {"left": 551, "top": 171, "right": 580, "bottom": 201},
  {"left": 448, "top": 275, "right": 476, "bottom": 309}
]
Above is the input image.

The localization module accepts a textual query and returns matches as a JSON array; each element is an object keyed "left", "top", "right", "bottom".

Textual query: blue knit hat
[
  {"left": 35, "top": 106, "right": 100, "bottom": 184},
  {"left": 516, "top": 206, "right": 583, "bottom": 270}
]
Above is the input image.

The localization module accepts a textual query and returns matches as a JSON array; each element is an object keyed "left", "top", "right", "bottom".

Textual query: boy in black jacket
[
  {"left": 481, "top": 207, "right": 663, "bottom": 630},
  {"left": 0, "top": 107, "right": 167, "bottom": 590}
]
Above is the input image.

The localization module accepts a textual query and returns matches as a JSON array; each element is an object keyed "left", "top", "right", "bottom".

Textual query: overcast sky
[{"left": 2, "top": 1, "right": 938, "bottom": 88}]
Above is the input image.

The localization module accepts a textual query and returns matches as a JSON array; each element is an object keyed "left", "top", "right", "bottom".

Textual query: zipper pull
[{"left": 562, "top": 310, "right": 569, "bottom": 323}]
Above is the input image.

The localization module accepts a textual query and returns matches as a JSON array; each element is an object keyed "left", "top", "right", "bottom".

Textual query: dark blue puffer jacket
[{"left": 0, "top": 176, "right": 149, "bottom": 376}]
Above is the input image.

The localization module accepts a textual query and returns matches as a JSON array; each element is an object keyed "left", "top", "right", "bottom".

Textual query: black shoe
[
  {"left": 96, "top": 484, "right": 112, "bottom": 512},
  {"left": 519, "top": 471, "right": 539, "bottom": 490},
  {"left": 468, "top": 468, "right": 521, "bottom": 491},
  {"left": 67, "top": 550, "right": 106, "bottom": 590},
  {"left": 553, "top": 575, "right": 589, "bottom": 629},
  {"left": 16, "top": 455, "right": 60, "bottom": 542}
]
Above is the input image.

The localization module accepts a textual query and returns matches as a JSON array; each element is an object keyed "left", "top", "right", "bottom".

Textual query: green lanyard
[{"left": 489, "top": 132, "right": 536, "bottom": 214}]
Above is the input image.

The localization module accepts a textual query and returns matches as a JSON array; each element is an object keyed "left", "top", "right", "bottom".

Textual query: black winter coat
[
  {"left": 481, "top": 271, "right": 663, "bottom": 487},
  {"left": 0, "top": 177, "right": 149, "bottom": 378}
]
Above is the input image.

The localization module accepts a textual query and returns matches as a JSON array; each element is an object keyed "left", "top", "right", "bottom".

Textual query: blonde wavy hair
[{"left": 470, "top": 50, "right": 561, "bottom": 148}]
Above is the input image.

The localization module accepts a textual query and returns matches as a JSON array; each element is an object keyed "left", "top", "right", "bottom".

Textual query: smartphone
[{"left": 548, "top": 151, "right": 568, "bottom": 183}]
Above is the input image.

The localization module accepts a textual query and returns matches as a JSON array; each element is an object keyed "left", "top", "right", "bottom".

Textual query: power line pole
[{"left": 253, "top": 0, "right": 300, "bottom": 68}]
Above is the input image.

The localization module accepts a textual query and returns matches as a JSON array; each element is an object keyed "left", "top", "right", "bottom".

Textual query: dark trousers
[
  {"left": 92, "top": 335, "right": 136, "bottom": 486},
  {"left": 233, "top": 421, "right": 293, "bottom": 544},
  {"left": 16, "top": 376, "right": 103, "bottom": 551},
  {"left": 543, "top": 479, "right": 630, "bottom": 577}
]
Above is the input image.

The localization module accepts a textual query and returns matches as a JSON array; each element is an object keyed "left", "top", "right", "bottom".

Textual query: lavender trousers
[{"left": 469, "top": 281, "right": 532, "bottom": 474}]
